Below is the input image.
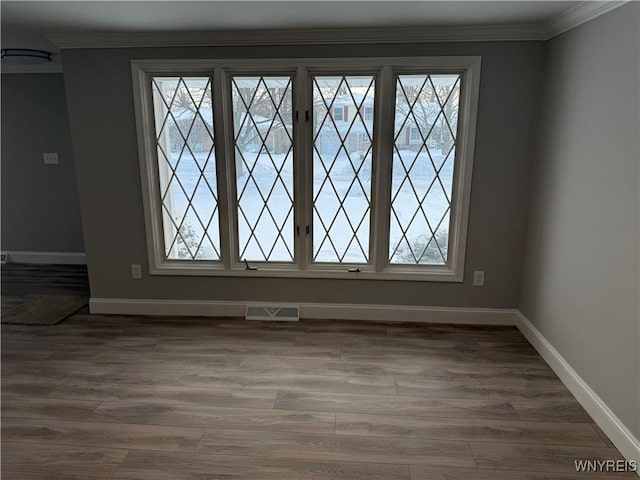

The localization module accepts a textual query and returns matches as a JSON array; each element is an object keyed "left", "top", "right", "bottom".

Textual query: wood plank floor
[
  {"left": 1, "top": 263, "right": 90, "bottom": 315},
  {"left": 1, "top": 311, "right": 634, "bottom": 478}
]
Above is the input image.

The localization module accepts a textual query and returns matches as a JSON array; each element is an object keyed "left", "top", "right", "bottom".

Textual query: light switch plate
[
  {"left": 43, "top": 152, "right": 59, "bottom": 165},
  {"left": 473, "top": 270, "right": 485, "bottom": 286}
]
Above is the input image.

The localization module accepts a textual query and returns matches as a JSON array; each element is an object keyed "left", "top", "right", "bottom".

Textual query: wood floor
[
  {"left": 1, "top": 307, "right": 634, "bottom": 479},
  {"left": 1, "top": 263, "right": 90, "bottom": 315}
]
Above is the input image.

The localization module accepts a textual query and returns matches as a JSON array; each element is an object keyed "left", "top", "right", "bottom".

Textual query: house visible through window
[
  {"left": 133, "top": 57, "right": 480, "bottom": 281},
  {"left": 231, "top": 75, "right": 295, "bottom": 263},
  {"left": 313, "top": 75, "right": 375, "bottom": 264}
]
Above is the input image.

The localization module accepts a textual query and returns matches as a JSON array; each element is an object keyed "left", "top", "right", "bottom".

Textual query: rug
[{"left": 1, "top": 295, "right": 88, "bottom": 325}]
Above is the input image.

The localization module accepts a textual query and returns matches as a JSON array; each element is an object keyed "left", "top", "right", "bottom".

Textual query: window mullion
[
  {"left": 371, "top": 65, "right": 395, "bottom": 273},
  {"left": 212, "top": 67, "right": 237, "bottom": 269},
  {"left": 295, "top": 66, "right": 311, "bottom": 271}
]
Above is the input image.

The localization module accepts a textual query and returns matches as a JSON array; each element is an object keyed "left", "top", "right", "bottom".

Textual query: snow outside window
[
  {"left": 231, "top": 76, "right": 295, "bottom": 263},
  {"left": 151, "top": 77, "right": 220, "bottom": 261},
  {"left": 391, "top": 74, "right": 460, "bottom": 266},
  {"left": 312, "top": 75, "right": 375, "bottom": 264}
]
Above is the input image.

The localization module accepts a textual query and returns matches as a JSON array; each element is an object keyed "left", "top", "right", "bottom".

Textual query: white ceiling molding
[
  {"left": 48, "top": 24, "right": 547, "bottom": 49},
  {"left": 46, "top": 1, "right": 627, "bottom": 50},
  {"left": 545, "top": 0, "right": 628, "bottom": 39}
]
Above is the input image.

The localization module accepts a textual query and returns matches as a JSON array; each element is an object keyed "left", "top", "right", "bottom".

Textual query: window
[
  {"left": 391, "top": 74, "right": 459, "bottom": 265},
  {"left": 133, "top": 57, "right": 480, "bottom": 281},
  {"left": 313, "top": 75, "right": 374, "bottom": 264},
  {"left": 151, "top": 76, "right": 220, "bottom": 261},
  {"left": 409, "top": 126, "right": 420, "bottom": 143},
  {"left": 332, "top": 105, "right": 344, "bottom": 122},
  {"left": 231, "top": 76, "right": 294, "bottom": 263},
  {"left": 364, "top": 105, "right": 374, "bottom": 121}
]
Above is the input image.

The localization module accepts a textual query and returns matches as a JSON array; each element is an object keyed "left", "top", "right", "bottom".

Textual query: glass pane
[
  {"left": 312, "top": 75, "right": 374, "bottom": 263},
  {"left": 232, "top": 76, "right": 294, "bottom": 262},
  {"left": 389, "top": 74, "right": 460, "bottom": 265},
  {"left": 152, "top": 76, "right": 220, "bottom": 261}
]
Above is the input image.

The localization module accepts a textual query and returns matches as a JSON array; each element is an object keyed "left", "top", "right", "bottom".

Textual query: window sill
[{"left": 149, "top": 260, "right": 463, "bottom": 282}]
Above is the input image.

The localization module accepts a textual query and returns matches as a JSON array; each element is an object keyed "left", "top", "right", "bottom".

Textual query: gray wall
[
  {"left": 1, "top": 73, "right": 84, "bottom": 252},
  {"left": 520, "top": 3, "right": 639, "bottom": 437},
  {"left": 61, "top": 41, "right": 544, "bottom": 307}
]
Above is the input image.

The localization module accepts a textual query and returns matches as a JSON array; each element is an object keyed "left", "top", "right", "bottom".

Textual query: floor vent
[{"left": 245, "top": 305, "right": 300, "bottom": 321}]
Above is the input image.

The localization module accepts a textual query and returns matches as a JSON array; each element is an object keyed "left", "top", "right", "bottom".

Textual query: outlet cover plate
[
  {"left": 131, "top": 264, "right": 142, "bottom": 279},
  {"left": 43, "top": 152, "right": 59, "bottom": 165}
]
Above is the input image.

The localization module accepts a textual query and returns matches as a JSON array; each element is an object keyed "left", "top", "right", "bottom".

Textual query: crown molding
[
  {"left": 48, "top": 23, "right": 546, "bottom": 49},
  {"left": 545, "top": 0, "right": 629, "bottom": 39},
  {"left": 46, "top": 1, "right": 628, "bottom": 50}
]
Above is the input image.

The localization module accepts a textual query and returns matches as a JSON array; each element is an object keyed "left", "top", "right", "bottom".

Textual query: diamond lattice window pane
[
  {"left": 389, "top": 74, "right": 460, "bottom": 265},
  {"left": 312, "top": 76, "right": 375, "bottom": 263},
  {"left": 232, "top": 76, "right": 294, "bottom": 262},
  {"left": 151, "top": 77, "right": 220, "bottom": 261}
]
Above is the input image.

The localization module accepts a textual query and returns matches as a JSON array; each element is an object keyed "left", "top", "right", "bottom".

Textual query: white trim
[
  {"left": 515, "top": 311, "right": 640, "bottom": 472},
  {"left": 3, "top": 251, "right": 87, "bottom": 265},
  {"left": 545, "top": 1, "right": 629, "bottom": 40},
  {"left": 90, "top": 298, "right": 245, "bottom": 317},
  {"left": 131, "top": 61, "right": 164, "bottom": 277},
  {"left": 89, "top": 297, "right": 517, "bottom": 325},
  {"left": 49, "top": 24, "right": 545, "bottom": 50},
  {"left": 130, "top": 56, "right": 479, "bottom": 72},
  {"left": 142, "top": 260, "right": 463, "bottom": 282},
  {"left": 302, "top": 303, "right": 516, "bottom": 325}
]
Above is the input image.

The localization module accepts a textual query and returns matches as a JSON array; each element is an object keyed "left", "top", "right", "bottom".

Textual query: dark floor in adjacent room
[{"left": 1, "top": 263, "right": 90, "bottom": 315}]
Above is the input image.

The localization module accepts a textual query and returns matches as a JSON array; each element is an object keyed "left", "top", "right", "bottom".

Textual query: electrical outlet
[
  {"left": 43, "top": 152, "right": 59, "bottom": 165},
  {"left": 473, "top": 270, "right": 485, "bottom": 286},
  {"left": 131, "top": 264, "right": 142, "bottom": 279}
]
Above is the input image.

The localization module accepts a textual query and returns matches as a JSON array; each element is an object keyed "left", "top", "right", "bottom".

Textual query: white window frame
[
  {"left": 132, "top": 56, "right": 481, "bottom": 282},
  {"left": 225, "top": 69, "right": 299, "bottom": 268}
]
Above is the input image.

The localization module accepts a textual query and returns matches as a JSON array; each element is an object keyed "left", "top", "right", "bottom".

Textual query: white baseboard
[
  {"left": 89, "top": 297, "right": 518, "bottom": 325},
  {"left": 4, "top": 251, "right": 87, "bottom": 265},
  {"left": 515, "top": 311, "right": 640, "bottom": 472},
  {"left": 301, "top": 303, "right": 517, "bottom": 325},
  {"left": 90, "top": 298, "right": 245, "bottom": 317}
]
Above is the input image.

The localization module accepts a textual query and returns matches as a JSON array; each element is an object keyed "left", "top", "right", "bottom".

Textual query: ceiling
[{"left": 1, "top": 1, "right": 582, "bottom": 72}]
